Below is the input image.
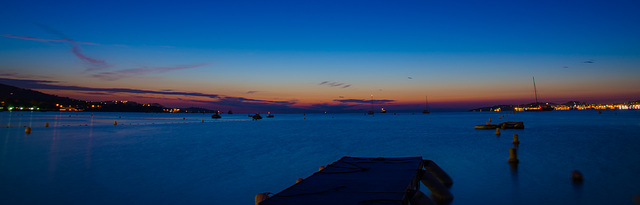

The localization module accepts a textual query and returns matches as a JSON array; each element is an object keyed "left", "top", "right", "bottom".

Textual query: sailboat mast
[
  {"left": 425, "top": 96, "right": 428, "bottom": 110},
  {"left": 533, "top": 76, "right": 539, "bottom": 104},
  {"left": 370, "top": 94, "right": 374, "bottom": 111}
]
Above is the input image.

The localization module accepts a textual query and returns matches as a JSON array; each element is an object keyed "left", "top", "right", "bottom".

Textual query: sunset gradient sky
[{"left": 1, "top": 0, "right": 639, "bottom": 112}]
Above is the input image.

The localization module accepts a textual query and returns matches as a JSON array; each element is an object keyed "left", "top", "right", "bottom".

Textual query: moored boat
[{"left": 475, "top": 124, "right": 498, "bottom": 129}]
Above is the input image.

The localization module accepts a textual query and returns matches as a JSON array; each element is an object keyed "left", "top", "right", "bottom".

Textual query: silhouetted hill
[
  {"left": 0, "top": 83, "right": 164, "bottom": 112},
  {"left": 0, "top": 83, "right": 88, "bottom": 110}
]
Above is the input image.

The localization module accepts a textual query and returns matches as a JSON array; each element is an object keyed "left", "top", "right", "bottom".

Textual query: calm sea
[{"left": 1, "top": 110, "right": 639, "bottom": 205}]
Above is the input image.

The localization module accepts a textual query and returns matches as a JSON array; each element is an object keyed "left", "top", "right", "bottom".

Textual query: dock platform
[{"left": 258, "top": 156, "right": 452, "bottom": 205}]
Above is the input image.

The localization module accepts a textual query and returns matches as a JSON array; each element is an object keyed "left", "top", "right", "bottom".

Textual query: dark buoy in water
[
  {"left": 45, "top": 122, "right": 49, "bottom": 127},
  {"left": 25, "top": 127, "right": 32, "bottom": 134},
  {"left": 571, "top": 170, "right": 584, "bottom": 183},
  {"left": 508, "top": 148, "right": 519, "bottom": 163}
]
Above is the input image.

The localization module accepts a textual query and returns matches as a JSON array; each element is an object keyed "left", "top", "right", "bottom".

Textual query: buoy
[
  {"left": 114, "top": 121, "right": 118, "bottom": 125},
  {"left": 304, "top": 117, "right": 306, "bottom": 119},
  {"left": 571, "top": 170, "right": 584, "bottom": 183},
  {"left": 296, "top": 178, "right": 303, "bottom": 183},
  {"left": 598, "top": 110, "right": 602, "bottom": 114},
  {"left": 513, "top": 134, "right": 520, "bottom": 145},
  {"left": 410, "top": 190, "right": 437, "bottom": 205},
  {"left": 255, "top": 193, "right": 271, "bottom": 205},
  {"left": 25, "top": 127, "right": 32, "bottom": 134},
  {"left": 420, "top": 171, "right": 453, "bottom": 201},
  {"left": 489, "top": 118, "right": 492, "bottom": 122},
  {"left": 495, "top": 128, "right": 501, "bottom": 136},
  {"left": 45, "top": 122, "right": 49, "bottom": 127},
  {"left": 319, "top": 166, "right": 325, "bottom": 171},
  {"left": 508, "top": 148, "right": 519, "bottom": 163},
  {"left": 486, "top": 121, "right": 490, "bottom": 125},
  {"left": 423, "top": 160, "right": 453, "bottom": 187},
  {"left": 499, "top": 116, "right": 502, "bottom": 119}
]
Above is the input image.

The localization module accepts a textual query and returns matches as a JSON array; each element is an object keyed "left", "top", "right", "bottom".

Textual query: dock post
[{"left": 508, "top": 148, "right": 519, "bottom": 163}]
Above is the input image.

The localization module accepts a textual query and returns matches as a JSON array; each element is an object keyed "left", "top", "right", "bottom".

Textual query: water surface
[{"left": 1, "top": 110, "right": 639, "bottom": 204}]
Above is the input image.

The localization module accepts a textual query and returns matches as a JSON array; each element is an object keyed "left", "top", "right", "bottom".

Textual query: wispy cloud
[
  {"left": 0, "top": 72, "right": 51, "bottom": 79},
  {"left": 70, "top": 44, "right": 111, "bottom": 71},
  {"left": 1, "top": 32, "right": 109, "bottom": 71},
  {"left": 91, "top": 63, "right": 212, "bottom": 81},
  {"left": 31, "top": 23, "right": 111, "bottom": 71},
  {"left": 319, "top": 81, "right": 352, "bottom": 88},
  {"left": 583, "top": 60, "right": 595, "bottom": 63},
  {"left": 0, "top": 77, "right": 219, "bottom": 99},
  {"left": 247, "top": 91, "right": 259, "bottom": 94},
  {"left": 0, "top": 34, "right": 98, "bottom": 45}
]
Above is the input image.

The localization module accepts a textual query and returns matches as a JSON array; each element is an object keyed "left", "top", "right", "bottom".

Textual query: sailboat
[
  {"left": 525, "top": 77, "right": 554, "bottom": 112},
  {"left": 422, "top": 96, "right": 430, "bottom": 114},
  {"left": 367, "top": 95, "right": 375, "bottom": 115}
]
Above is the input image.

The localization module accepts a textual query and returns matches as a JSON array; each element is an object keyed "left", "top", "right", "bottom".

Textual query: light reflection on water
[{"left": 0, "top": 110, "right": 639, "bottom": 205}]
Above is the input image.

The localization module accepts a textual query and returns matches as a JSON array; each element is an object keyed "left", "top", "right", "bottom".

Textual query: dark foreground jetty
[{"left": 256, "top": 156, "right": 453, "bottom": 205}]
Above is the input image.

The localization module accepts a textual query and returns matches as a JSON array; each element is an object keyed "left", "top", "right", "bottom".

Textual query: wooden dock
[{"left": 257, "top": 156, "right": 452, "bottom": 205}]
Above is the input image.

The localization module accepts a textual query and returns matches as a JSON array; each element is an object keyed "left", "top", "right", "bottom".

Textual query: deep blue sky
[{"left": 1, "top": 0, "right": 639, "bottom": 112}]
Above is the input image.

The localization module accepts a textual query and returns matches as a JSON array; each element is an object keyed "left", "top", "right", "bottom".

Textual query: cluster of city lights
[
  {"left": 3, "top": 107, "right": 40, "bottom": 111},
  {"left": 510, "top": 103, "right": 640, "bottom": 111}
]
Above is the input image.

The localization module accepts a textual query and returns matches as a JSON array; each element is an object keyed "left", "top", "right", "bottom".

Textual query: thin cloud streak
[
  {"left": 319, "top": 81, "right": 352, "bottom": 89},
  {"left": 31, "top": 23, "right": 111, "bottom": 71},
  {"left": 91, "top": 64, "right": 212, "bottom": 81},
  {"left": 0, "top": 34, "right": 98, "bottom": 45},
  {"left": 0, "top": 78, "right": 219, "bottom": 99}
]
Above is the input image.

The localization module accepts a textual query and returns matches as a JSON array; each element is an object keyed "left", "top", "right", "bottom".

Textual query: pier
[{"left": 257, "top": 156, "right": 453, "bottom": 205}]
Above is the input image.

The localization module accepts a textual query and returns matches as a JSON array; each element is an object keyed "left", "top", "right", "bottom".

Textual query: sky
[{"left": 1, "top": 0, "right": 639, "bottom": 112}]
